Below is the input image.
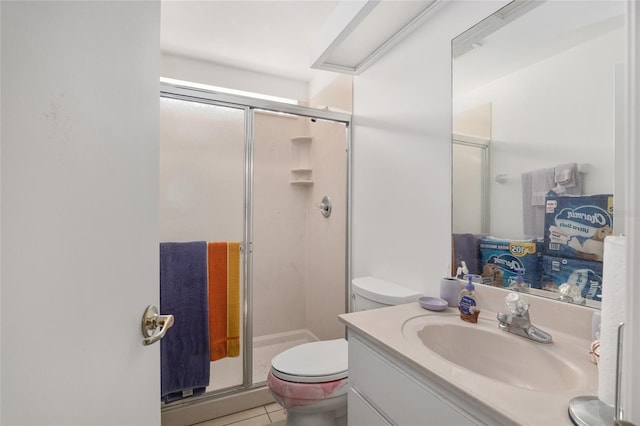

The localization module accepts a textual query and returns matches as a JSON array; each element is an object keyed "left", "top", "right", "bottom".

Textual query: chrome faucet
[{"left": 497, "top": 292, "right": 553, "bottom": 344}]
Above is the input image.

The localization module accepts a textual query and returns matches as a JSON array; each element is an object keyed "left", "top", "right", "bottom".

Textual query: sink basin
[{"left": 402, "top": 314, "right": 583, "bottom": 393}]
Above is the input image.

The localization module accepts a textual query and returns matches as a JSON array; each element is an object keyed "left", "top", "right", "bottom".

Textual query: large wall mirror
[{"left": 452, "top": 0, "right": 627, "bottom": 308}]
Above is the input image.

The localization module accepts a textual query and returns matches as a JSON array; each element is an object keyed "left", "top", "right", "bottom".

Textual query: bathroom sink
[{"left": 402, "top": 314, "right": 582, "bottom": 393}]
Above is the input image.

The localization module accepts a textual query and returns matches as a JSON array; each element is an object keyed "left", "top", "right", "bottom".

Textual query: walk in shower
[{"left": 158, "top": 82, "right": 351, "bottom": 412}]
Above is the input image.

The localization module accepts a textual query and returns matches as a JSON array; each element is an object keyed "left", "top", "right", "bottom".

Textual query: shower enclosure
[{"left": 158, "top": 82, "right": 351, "bottom": 408}]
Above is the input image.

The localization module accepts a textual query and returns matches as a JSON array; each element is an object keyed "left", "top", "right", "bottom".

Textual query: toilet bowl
[
  {"left": 267, "top": 339, "right": 348, "bottom": 426},
  {"left": 267, "top": 276, "right": 421, "bottom": 426}
]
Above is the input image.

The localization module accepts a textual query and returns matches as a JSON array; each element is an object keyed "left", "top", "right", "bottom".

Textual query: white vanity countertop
[{"left": 339, "top": 290, "right": 599, "bottom": 426}]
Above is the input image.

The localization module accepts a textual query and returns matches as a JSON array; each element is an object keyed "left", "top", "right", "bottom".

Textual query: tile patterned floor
[
  {"left": 195, "top": 330, "right": 316, "bottom": 425},
  {"left": 192, "top": 403, "right": 285, "bottom": 426}
]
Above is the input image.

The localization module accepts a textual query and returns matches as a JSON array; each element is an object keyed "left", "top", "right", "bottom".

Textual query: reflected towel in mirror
[
  {"left": 553, "top": 163, "right": 583, "bottom": 194},
  {"left": 452, "top": 233, "right": 487, "bottom": 276},
  {"left": 522, "top": 163, "right": 583, "bottom": 238}
]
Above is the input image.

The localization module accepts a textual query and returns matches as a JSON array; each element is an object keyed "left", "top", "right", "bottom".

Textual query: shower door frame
[{"left": 159, "top": 81, "right": 353, "bottom": 406}]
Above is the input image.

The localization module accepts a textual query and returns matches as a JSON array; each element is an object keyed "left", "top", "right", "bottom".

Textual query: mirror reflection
[{"left": 452, "top": 0, "right": 626, "bottom": 308}]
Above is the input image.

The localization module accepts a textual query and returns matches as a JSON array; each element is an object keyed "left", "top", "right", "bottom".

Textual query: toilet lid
[{"left": 271, "top": 339, "right": 348, "bottom": 383}]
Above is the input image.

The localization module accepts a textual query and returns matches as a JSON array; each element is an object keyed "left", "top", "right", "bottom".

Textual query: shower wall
[
  {"left": 306, "top": 78, "right": 351, "bottom": 340},
  {"left": 306, "top": 119, "right": 347, "bottom": 340},
  {"left": 252, "top": 112, "right": 309, "bottom": 337},
  {"left": 252, "top": 111, "right": 347, "bottom": 340}
]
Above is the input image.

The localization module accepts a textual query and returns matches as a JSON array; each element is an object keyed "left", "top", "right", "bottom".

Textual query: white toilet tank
[{"left": 351, "top": 276, "right": 421, "bottom": 311}]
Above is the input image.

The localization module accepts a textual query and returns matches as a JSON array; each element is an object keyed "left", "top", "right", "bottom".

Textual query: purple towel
[
  {"left": 160, "top": 241, "right": 210, "bottom": 403},
  {"left": 453, "top": 233, "right": 486, "bottom": 275}
]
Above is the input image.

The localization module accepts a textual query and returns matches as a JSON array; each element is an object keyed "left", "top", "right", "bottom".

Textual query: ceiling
[
  {"left": 160, "top": 1, "right": 341, "bottom": 82},
  {"left": 454, "top": 1, "right": 626, "bottom": 95},
  {"left": 162, "top": 1, "right": 628, "bottom": 92}
]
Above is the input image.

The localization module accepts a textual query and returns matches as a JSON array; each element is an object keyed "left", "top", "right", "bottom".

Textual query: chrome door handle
[{"left": 141, "top": 305, "right": 174, "bottom": 346}]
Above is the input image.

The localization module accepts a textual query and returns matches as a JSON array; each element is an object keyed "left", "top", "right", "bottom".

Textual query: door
[
  {"left": 1, "top": 2, "right": 161, "bottom": 425},
  {"left": 159, "top": 96, "right": 246, "bottom": 392}
]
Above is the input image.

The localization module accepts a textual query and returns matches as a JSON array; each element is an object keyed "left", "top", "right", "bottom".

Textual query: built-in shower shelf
[
  {"left": 290, "top": 168, "right": 313, "bottom": 185},
  {"left": 290, "top": 137, "right": 313, "bottom": 186}
]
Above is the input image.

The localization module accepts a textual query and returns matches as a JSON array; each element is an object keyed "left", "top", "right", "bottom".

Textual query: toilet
[{"left": 267, "top": 276, "right": 421, "bottom": 426}]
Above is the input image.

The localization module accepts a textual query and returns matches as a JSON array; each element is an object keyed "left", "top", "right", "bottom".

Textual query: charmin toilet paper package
[
  {"left": 543, "top": 192, "right": 614, "bottom": 262},
  {"left": 540, "top": 255, "right": 603, "bottom": 301},
  {"left": 479, "top": 237, "right": 541, "bottom": 288}
]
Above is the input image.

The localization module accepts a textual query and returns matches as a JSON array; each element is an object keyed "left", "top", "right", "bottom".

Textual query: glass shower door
[
  {"left": 158, "top": 86, "right": 351, "bottom": 408},
  {"left": 159, "top": 96, "right": 246, "bottom": 393},
  {"left": 251, "top": 109, "right": 348, "bottom": 384}
]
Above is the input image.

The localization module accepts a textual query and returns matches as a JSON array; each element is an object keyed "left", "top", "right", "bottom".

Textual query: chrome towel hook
[{"left": 316, "top": 196, "right": 332, "bottom": 218}]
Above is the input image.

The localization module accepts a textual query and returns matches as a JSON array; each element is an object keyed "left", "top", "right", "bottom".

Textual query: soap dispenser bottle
[
  {"left": 508, "top": 267, "right": 529, "bottom": 292},
  {"left": 458, "top": 276, "right": 480, "bottom": 323}
]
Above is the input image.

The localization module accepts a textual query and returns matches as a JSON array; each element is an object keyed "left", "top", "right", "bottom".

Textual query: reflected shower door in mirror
[
  {"left": 453, "top": 136, "right": 490, "bottom": 235},
  {"left": 451, "top": 0, "right": 627, "bottom": 308}
]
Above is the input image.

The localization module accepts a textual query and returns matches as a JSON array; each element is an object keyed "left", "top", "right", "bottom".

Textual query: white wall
[
  {"left": 351, "top": 1, "right": 508, "bottom": 296},
  {"left": 456, "top": 27, "right": 623, "bottom": 238},
  {"left": 162, "top": 53, "right": 309, "bottom": 102},
  {"left": 308, "top": 73, "right": 353, "bottom": 113},
  {"left": 162, "top": 52, "right": 352, "bottom": 112}
]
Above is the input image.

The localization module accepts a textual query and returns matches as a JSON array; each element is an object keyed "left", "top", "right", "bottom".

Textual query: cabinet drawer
[
  {"left": 348, "top": 388, "right": 391, "bottom": 426},
  {"left": 349, "top": 335, "right": 476, "bottom": 426}
]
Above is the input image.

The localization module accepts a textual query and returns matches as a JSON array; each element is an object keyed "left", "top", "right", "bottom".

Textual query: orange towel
[
  {"left": 208, "top": 242, "right": 228, "bottom": 361},
  {"left": 227, "top": 242, "right": 241, "bottom": 357}
]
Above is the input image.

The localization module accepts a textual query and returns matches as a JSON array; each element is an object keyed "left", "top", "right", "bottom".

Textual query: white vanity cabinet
[
  {"left": 347, "top": 332, "right": 499, "bottom": 426},
  {"left": 341, "top": 292, "right": 596, "bottom": 425}
]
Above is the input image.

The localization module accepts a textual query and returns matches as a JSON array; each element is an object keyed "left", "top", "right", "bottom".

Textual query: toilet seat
[{"left": 271, "top": 339, "right": 348, "bottom": 383}]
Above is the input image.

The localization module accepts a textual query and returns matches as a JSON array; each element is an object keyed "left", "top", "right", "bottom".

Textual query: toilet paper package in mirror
[
  {"left": 540, "top": 255, "right": 603, "bottom": 301},
  {"left": 543, "top": 192, "right": 613, "bottom": 262},
  {"left": 479, "top": 237, "right": 541, "bottom": 289}
]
